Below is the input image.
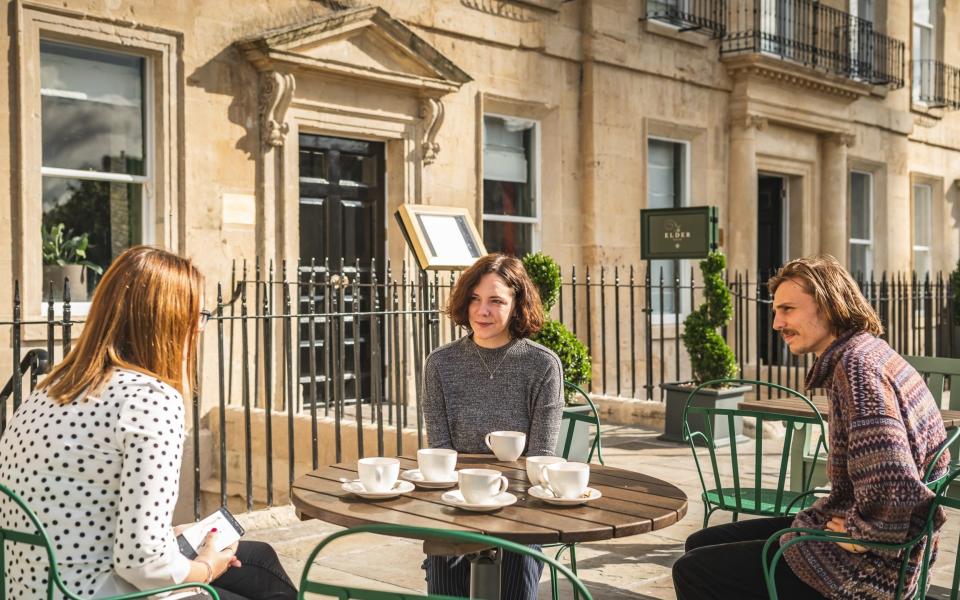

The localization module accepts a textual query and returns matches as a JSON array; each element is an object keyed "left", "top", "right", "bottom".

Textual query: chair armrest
[
  {"left": 784, "top": 488, "right": 830, "bottom": 513},
  {"left": 102, "top": 582, "right": 220, "bottom": 600}
]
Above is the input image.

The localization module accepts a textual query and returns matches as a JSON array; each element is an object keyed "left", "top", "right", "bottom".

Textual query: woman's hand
[
  {"left": 196, "top": 530, "right": 241, "bottom": 582},
  {"left": 825, "top": 517, "right": 868, "bottom": 553}
]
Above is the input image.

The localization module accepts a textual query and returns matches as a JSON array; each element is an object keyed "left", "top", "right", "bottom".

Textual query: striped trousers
[{"left": 423, "top": 546, "right": 544, "bottom": 599}]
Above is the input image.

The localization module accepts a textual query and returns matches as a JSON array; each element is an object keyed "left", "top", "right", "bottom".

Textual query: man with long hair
[{"left": 672, "top": 255, "right": 949, "bottom": 600}]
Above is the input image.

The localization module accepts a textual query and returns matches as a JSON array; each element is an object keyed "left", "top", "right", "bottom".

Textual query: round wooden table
[{"left": 291, "top": 454, "right": 688, "bottom": 599}]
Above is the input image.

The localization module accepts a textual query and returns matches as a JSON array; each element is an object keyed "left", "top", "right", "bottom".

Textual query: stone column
[
  {"left": 819, "top": 132, "right": 854, "bottom": 264},
  {"left": 726, "top": 114, "right": 766, "bottom": 275}
]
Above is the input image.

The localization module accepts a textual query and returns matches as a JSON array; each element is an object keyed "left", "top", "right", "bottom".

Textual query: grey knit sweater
[{"left": 422, "top": 335, "right": 564, "bottom": 456}]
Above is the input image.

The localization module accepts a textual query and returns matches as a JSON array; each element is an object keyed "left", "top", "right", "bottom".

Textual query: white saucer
[
  {"left": 341, "top": 480, "right": 415, "bottom": 499},
  {"left": 401, "top": 469, "right": 458, "bottom": 489},
  {"left": 527, "top": 485, "right": 602, "bottom": 506},
  {"left": 440, "top": 490, "right": 517, "bottom": 512}
]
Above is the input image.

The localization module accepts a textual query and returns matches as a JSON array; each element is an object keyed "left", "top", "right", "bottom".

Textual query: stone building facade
[{"left": 2, "top": 0, "right": 959, "bottom": 510}]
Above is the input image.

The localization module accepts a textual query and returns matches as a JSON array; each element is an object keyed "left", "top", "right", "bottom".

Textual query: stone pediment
[{"left": 236, "top": 6, "right": 472, "bottom": 95}]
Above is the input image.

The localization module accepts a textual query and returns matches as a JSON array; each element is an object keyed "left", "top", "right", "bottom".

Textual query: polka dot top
[{"left": 0, "top": 368, "right": 191, "bottom": 597}]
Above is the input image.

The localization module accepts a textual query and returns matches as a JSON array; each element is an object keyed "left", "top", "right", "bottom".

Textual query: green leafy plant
[
  {"left": 523, "top": 252, "right": 591, "bottom": 403},
  {"left": 950, "top": 259, "right": 960, "bottom": 326},
  {"left": 681, "top": 250, "right": 737, "bottom": 385},
  {"left": 532, "top": 320, "right": 592, "bottom": 396},
  {"left": 41, "top": 223, "right": 104, "bottom": 275},
  {"left": 522, "top": 252, "right": 561, "bottom": 312}
]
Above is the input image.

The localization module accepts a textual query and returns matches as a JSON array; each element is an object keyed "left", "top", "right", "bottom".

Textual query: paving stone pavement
[{"left": 239, "top": 423, "right": 960, "bottom": 599}]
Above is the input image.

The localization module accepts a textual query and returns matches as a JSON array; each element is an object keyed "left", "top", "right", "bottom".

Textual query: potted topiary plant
[
  {"left": 522, "top": 252, "right": 595, "bottom": 460},
  {"left": 42, "top": 223, "right": 103, "bottom": 302},
  {"left": 659, "top": 250, "right": 750, "bottom": 445}
]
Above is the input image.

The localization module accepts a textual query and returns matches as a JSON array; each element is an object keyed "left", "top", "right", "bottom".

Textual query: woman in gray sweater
[{"left": 421, "top": 253, "right": 564, "bottom": 598}]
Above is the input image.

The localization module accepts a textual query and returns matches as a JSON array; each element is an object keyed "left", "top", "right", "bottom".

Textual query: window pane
[
  {"left": 40, "top": 40, "right": 145, "bottom": 175},
  {"left": 42, "top": 177, "right": 143, "bottom": 299},
  {"left": 648, "top": 139, "right": 683, "bottom": 209},
  {"left": 650, "top": 259, "right": 678, "bottom": 315},
  {"left": 914, "top": 249, "right": 932, "bottom": 278},
  {"left": 849, "top": 172, "right": 872, "bottom": 240},
  {"left": 482, "top": 220, "right": 532, "bottom": 257},
  {"left": 483, "top": 116, "right": 535, "bottom": 218},
  {"left": 849, "top": 243, "right": 872, "bottom": 276},
  {"left": 913, "top": 184, "right": 932, "bottom": 246}
]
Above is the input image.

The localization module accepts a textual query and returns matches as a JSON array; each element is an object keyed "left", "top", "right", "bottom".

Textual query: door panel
[{"left": 298, "top": 134, "right": 385, "bottom": 407}]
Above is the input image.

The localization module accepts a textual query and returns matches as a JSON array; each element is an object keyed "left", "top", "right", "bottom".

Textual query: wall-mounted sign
[
  {"left": 640, "top": 206, "right": 718, "bottom": 260},
  {"left": 395, "top": 204, "right": 486, "bottom": 271}
]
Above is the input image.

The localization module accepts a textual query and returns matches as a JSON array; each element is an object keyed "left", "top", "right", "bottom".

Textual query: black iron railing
[
  {"left": 721, "top": 0, "right": 905, "bottom": 88},
  {"left": 645, "top": 0, "right": 725, "bottom": 37},
  {"left": 914, "top": 60, "right": 960, "bottom": 110},
  {"left": 1, "top": 263, "right": 955, "bottom": 515}
]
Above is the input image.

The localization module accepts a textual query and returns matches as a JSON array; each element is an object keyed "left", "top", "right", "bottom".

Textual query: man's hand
[{"left": 825, "top": 517, "right": 868, "bottom": 553}]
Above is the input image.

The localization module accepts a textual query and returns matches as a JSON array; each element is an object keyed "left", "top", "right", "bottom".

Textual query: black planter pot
[{"left": 659, "top": 382, "right": 751, "bottom": 446}]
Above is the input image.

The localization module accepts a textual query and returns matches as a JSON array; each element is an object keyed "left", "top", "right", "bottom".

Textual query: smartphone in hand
[{"left": 176, "top": 507, "right": 245, "bottom": 559}]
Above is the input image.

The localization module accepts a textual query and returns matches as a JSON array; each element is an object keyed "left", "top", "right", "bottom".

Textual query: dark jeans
[
  {"left": 423, "top": 546, "right": 544, "bottom": 599},
  {"left": 672, "top": 517, "right": 828, "bottom": 600},
  {"left": 210, "top": 540, "right": 298, "bottom": 600}
]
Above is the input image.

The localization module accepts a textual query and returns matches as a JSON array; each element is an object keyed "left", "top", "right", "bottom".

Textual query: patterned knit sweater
[{"left": 783, "top": 331, "right": 949, "bottom": 600}]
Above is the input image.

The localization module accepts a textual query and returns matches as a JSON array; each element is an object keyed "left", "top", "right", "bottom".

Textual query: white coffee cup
[
  {"left": 357, "top": 457, "right": 400, "bottom": 493},
  {"left": 525, "top": 456, "right": 566, "bottom": 487},
  {"left": 541, "top": 462, "right": 590, "bottom": 499},
  {"left": 484, "top": 431, "right": 526, "bottom": 462},
  {"left": 458, "top": 468, "right": 509, "bottom": 504},
  {"left": 417, "top": 448, "right": 457, "bottom": 481}
]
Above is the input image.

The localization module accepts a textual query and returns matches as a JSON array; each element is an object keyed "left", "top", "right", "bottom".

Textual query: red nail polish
[{"left": 211, "top": 527, "right": 218, "bottom": 533}]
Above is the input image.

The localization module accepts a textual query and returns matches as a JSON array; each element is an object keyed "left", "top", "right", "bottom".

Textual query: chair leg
[
  {"left": 732, "top": 511, "right": 739, "bottom": 523},
  {"left": 702, "top": 506, "right": 712, "bottom": 528},
  {"left": 550, "top": 564, "right": 560, "bottom": 600},
  {"left": 569, "top": 544, "right": 579, "bottom": 600}
]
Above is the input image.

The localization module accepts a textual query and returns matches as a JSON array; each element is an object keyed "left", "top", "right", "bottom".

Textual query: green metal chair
[
  {"left": 0, "top": 483, "right": 220, "bottom": 599},
  {"left": 558, "top": 381, "right": 604, "bottom": 466},
  {"left": 683, "top": 378, "right": 829, "bottom": 527},
  {"left": 297, "top": 523, "right": 593, "bottom": 600},
  {"left": 904, "top": 356, "right": 960, "bottom": 410},
  {"left": 545, "top": 380, "right": 605, "bottom": 600},
  {"left": 762, "top": 441, "right": 960, "bottom": 600}
]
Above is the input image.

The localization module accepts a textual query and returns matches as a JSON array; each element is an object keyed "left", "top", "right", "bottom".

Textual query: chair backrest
[
  {"left": 0, "top": 482, "right": 74, "bottom": 599},
  {"left": 913, "top": 466, "right": 960, "bottom": 600},
  {"left": 298, "top": 524, "right": 594, "bottom": 600},
  {"left": 559, "top": 381, "right": 604, "bottom": 465},
  {"left": 683, "top": 378, "right": 828, "bottom": 515},
  {"left": 0, "top": 483, "right": 220, "bottom": 600},
  {"left": 904, "top": 355, "right": 960, "bottom": 409}
]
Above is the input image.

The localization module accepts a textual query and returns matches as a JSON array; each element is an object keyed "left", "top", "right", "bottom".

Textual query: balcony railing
[
  {"left": 721, "top": 0, "right": 905, "bottom": 88},
  {"left": 645, "top": 0, "right": 725, "bottom": 37},
  {"left": 914, "top": 60, "right": 960, "bottom": 110}
]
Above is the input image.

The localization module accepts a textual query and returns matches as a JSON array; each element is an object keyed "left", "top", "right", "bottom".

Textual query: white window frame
[
  {"left": 912, "top": 0, "right": 937, "bottom": 104},
  {"left": 15, "top": 4, "right": 181, "bottom": 324},
  {"left": 647, "top": 136, "right": 692, "bottom": 322},
  {"left": 481, "top": 112, "right": 541, "bottom": 254},
  {"left": 912, "top": 182, "right": 933, "bottom": 278},
  {"left": 849, "top": 170, "right": 874, "bottom": 275},
  {"left": 38, "top": 41, "right": 155, "bottom": 316}
]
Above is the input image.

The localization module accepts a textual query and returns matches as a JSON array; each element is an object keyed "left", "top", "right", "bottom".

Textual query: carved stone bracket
[
  {"left": 829, "top": 132, "right": 857, "bottom": 148},
  {"left": 420, "top": 97, "right": 445, "bottom": 165},
  {"left": 260, "top": 71, "right": 296, "bottom": 147},
  {"left": 744, "top": 114, "right": 769, "bottom": 131}
]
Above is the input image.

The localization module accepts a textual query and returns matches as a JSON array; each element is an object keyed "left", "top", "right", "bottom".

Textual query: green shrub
[
  {"left": 951, "top": 259, "right": 960, "bottom": 326},
  {"left": 681, "top": 251, "right": 737, "bottom": 385},
  {"left": 522, "top": 252, "right": 561, "bottom": 312},
  {"left": 532, "top": 319, "right": 591, "bottom": 402}
]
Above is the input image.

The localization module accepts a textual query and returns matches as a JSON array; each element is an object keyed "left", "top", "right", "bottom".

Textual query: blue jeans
[{"left": 423, "top": 546, "right": 544, "bottom": 599}]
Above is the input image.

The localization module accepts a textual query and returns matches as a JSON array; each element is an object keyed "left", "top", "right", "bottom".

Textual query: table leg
[{"left": 468, "top": 548, "right": 502, "bottom": 599}]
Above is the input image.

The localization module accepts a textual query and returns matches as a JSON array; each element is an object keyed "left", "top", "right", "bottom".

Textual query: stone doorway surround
[
  {"left": 235, "top": 6, "right": 472, "bottom": 273},
  {"left": 723, "top": 53, "right": 868, "bottom": 275}
]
